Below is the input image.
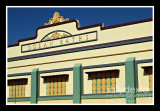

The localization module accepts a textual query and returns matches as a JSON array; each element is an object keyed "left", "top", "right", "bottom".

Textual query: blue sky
[{"left": 7, "top": 7, "right": 153, "bottom": 45}]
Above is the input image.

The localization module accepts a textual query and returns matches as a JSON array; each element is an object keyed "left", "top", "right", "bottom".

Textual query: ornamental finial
[{"left": 44, "top": 12, "right": 69, "bottom": 26}]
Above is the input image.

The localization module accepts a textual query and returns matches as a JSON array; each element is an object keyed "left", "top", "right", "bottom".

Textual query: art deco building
[{"left": 7, "top": 12, "right": 153, "bottom": 104}]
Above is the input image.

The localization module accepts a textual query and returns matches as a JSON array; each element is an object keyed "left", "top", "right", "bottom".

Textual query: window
[
  {"left": 8, "top": 79, "right": 27, "bottom": 98},
  {"left": 43, "top": 75, "right": 68, "bottom": 96},
  {"left": 143, "top": 66, "right": 153, "bottom": 91},
  {"left": 87, "top": 70, "right": 119, "bottom": 94}
]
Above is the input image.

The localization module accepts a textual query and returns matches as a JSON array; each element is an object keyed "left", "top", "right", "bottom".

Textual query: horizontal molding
[
  {"left": 8, "top": 36, "right": 152, "bottom": 62},
  {"left": 8, "top": 73, "right": 31, "bottom": 77},
  {"left": 7, "top": 61, "right": 126, "bottom": 77},
  {"left": 8, "top": 97, "right": 30, "bottom": 102},
  {"left": 136, "top": 91, "right": 153, "bottom": 97},
  {"left": 8, "top": 48, "right": 152, "bottom": 69},
  {"left": 85, "top": 69, "right": 119, "bottom": 74},
  {"left": 83, "top": 62, "right": 125, "bottom": 69},
  {"left": 136, "top": 59, "right": 153, "bottom": 64},
  {"left": 39, "top": 68, "right": 73, "bottom": 74},
  {"left": 81, "top": 93, "right": 126, "bottom": 99},
  {"left": 7, "top": 92, "right": 153, "bottom": 102},
  {"left": 37, "top": 95, "right": 73, "bottom": 101},
  {"left": 7, "top": 58, "right": 152, "bottom": 77}
]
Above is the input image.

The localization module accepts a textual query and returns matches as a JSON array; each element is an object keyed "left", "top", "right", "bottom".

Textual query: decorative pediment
[
  {"left": 42, "top": 31, "right": 72, "bottom": 41},
  {"left": 44, "top": 12, "right": 69, "bottom": 26}
]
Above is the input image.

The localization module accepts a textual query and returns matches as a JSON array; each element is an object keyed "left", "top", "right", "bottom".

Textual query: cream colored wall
[
  {"left": 8, "top": 41, "right": 152, "bottom": 74},
  {"left": 14, "top": 101, "right": 30, "bottom": 104},
  {"left": 136, "top": 97, "right": 153, "bottom": 104},
  {"left": 8, "top": 41, "right": 152, "bottom": 69},
  {"left": 7, "top": 75, "right": 31, "bottom": 97},
  {"left": 7, "top": 101, "right": 30, "bottom": 104},
  {"left": 7, "top": 21, "right": 152, "bottom": 58},
  {"left": 7, "top": 102, "right": 15, "bottom": 104},
  {"left": 7, "top": 51, "right": 152, "bottom": 75},
  {"left": 83, "top": 66, "right": 125, "bottom": 94},
  {"left": 7, "top": 98, "right": 153, "bottom": 104},
  {"left": 39, "top": 71, "right": 73, "bottom": 96},
  {"left": 137, "top": 63, "right": 153, "bottom": 92},
  {"left": 81, "top": 98, "right": 126, "bottom": 104},
  {"left": 37, "top": 100, "right": 73, "bottom": 104}
]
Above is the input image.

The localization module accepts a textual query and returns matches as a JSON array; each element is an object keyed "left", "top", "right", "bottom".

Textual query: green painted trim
[
  {"left": 125, "top": 57, "right": 136, "bottom": 104},
  {"left": 8, "top": 97, "right": 30, "bottom": 102},
  {"left": 37, "top": 96, "right": 73, "bottom": 101},
  {"left": 73, "top": 63, "right": 82, "bottom": 104},
  {"left": 30, "top": 68, "right": 39, "bottom": 104},
  {"left": 81, "top": 94, "right": 126, "bottom": 99},
  {"left": 136, "top": 92, "right": 153, "bottom": 97}
]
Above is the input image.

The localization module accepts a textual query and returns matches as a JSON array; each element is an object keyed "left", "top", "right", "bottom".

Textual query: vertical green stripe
[
  {"left": 100, "top": 73, "right": 102, "bottom": 93},
  {"left": 30, "top": 68, "right": 39, "bottom": 104},
  {"left": 149, "top": 74, "right": 150, "bottom": 91},
  {"left": 105, "top": 72, "right": 107, "bottom": 93},
  {"left": 92, "top": 75, "right": 93, "bottom": 93},
  {"left": 46, "top": 78, "right": 47, "bottom": 96},
  {"left": 73, "top": 63, "right": 82, "bottom": 104},
  {"left": 61, "top": 76, "right": 62, "bottom": 95},
  {"left": 15, "top": 81, "right": 16, "bottom": 98},
  {"left": 53, "top": 77, "right": 54, "bottom": 95},
  {"left": 24, "top": 81, "right": 25, "bottom": 97},
  {"left": 49, "top": 78, "right": 51, "bottom": 95},
  {"left": 57, "top": 76, "right": 58, "bottom": 95},
  {"left": 115, "top": 72, "right": 116, "bottom": 92},
  {"left": 110, "top": 72, "right": 112, "bottom": 92},
  {"left": 17, "top": 80, "right": 19, "bottom": 97},
  {"left": 65, "top": 76, "right": 66, "bottom": 95},
  {"left": 125, "top": 57, "right": 136, "bottom": 104},
  {"left": 21, "top": 84, "right": 22, "bottom": 97},
  {"left": 96, "top": 73, "right": 97, "bottom": 94}
]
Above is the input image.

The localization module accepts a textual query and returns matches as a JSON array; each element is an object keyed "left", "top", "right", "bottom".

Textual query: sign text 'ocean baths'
[{"left": 21, "top": 31, "right": 97, "bottom": 53}]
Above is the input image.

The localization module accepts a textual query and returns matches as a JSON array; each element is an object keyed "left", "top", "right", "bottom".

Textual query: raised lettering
[
  {"left": 50, "top": 41, "right": 53, "bottom": 46},
  {"left": 39, "top": 43, "right": 41, "bottom": 48},
  {"left": 60, "top": 39, "right": 63, "bottom": 44},
  {"left": 44, "top": 42, "right": 47, "bottom": 47},
  {"left": 33, "top": 44, "right": 36, "bottom": 49},
  {"left": 72, "top": 37, "right": 75, "bottom": 42},
  {"left": 28, "top": 45, "right": 31, "bottom": 50},
  {"left": 86, "top": 35, "right": 88, "bottom": 40},
  {"left": 79, "top": 36, "right": 82, "bottom": 41},
  {"left": 66, "top": 39, "right": 69, "bottom": 44}
]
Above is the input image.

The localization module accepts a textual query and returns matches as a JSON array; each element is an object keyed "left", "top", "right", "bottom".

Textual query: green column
[
  {"left": 73, "top": 63, "right": 82, "bottom": 104},
  {"left": 30, "top": 68, "right": 39, "bottom": 104},
  {"left": 125, "top": 57, "right": 136, "bottom": 104}
]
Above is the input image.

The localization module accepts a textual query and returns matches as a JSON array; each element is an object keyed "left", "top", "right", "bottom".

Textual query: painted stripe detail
[
  {"left": 8, "top": 91, "right": 153, "bottom": 102},
  {"left": 81, "top": 93, "right": 126, "bottom": 99},
  {"left": 8, "top": 36, "right": 152, "bottom": 62},
  {"left": 8, "top": 59, "right": 152, "bottom": 77},
  {"left": 37, "top": 95, "right": 73, "bottom": 101},
  {"left": 8, "top": 97, "right": 30, "bottom": 102},
  {"left": 8, "top": 49, "right": 152, "bottom": 69}
]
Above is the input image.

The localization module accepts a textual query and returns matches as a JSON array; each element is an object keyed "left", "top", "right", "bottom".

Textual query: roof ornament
[{"left": 44, "top": 12, "right": 69, "bottom": 26}]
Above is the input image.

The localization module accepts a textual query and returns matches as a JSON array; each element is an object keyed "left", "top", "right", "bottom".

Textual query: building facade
[{"left": 7, "top": 12, "right": 153, "bottom": 104}]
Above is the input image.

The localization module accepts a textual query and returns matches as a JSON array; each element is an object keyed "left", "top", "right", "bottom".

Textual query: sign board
[{"left": 21, "top": 31, "right": 97, "bottom": 53}]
